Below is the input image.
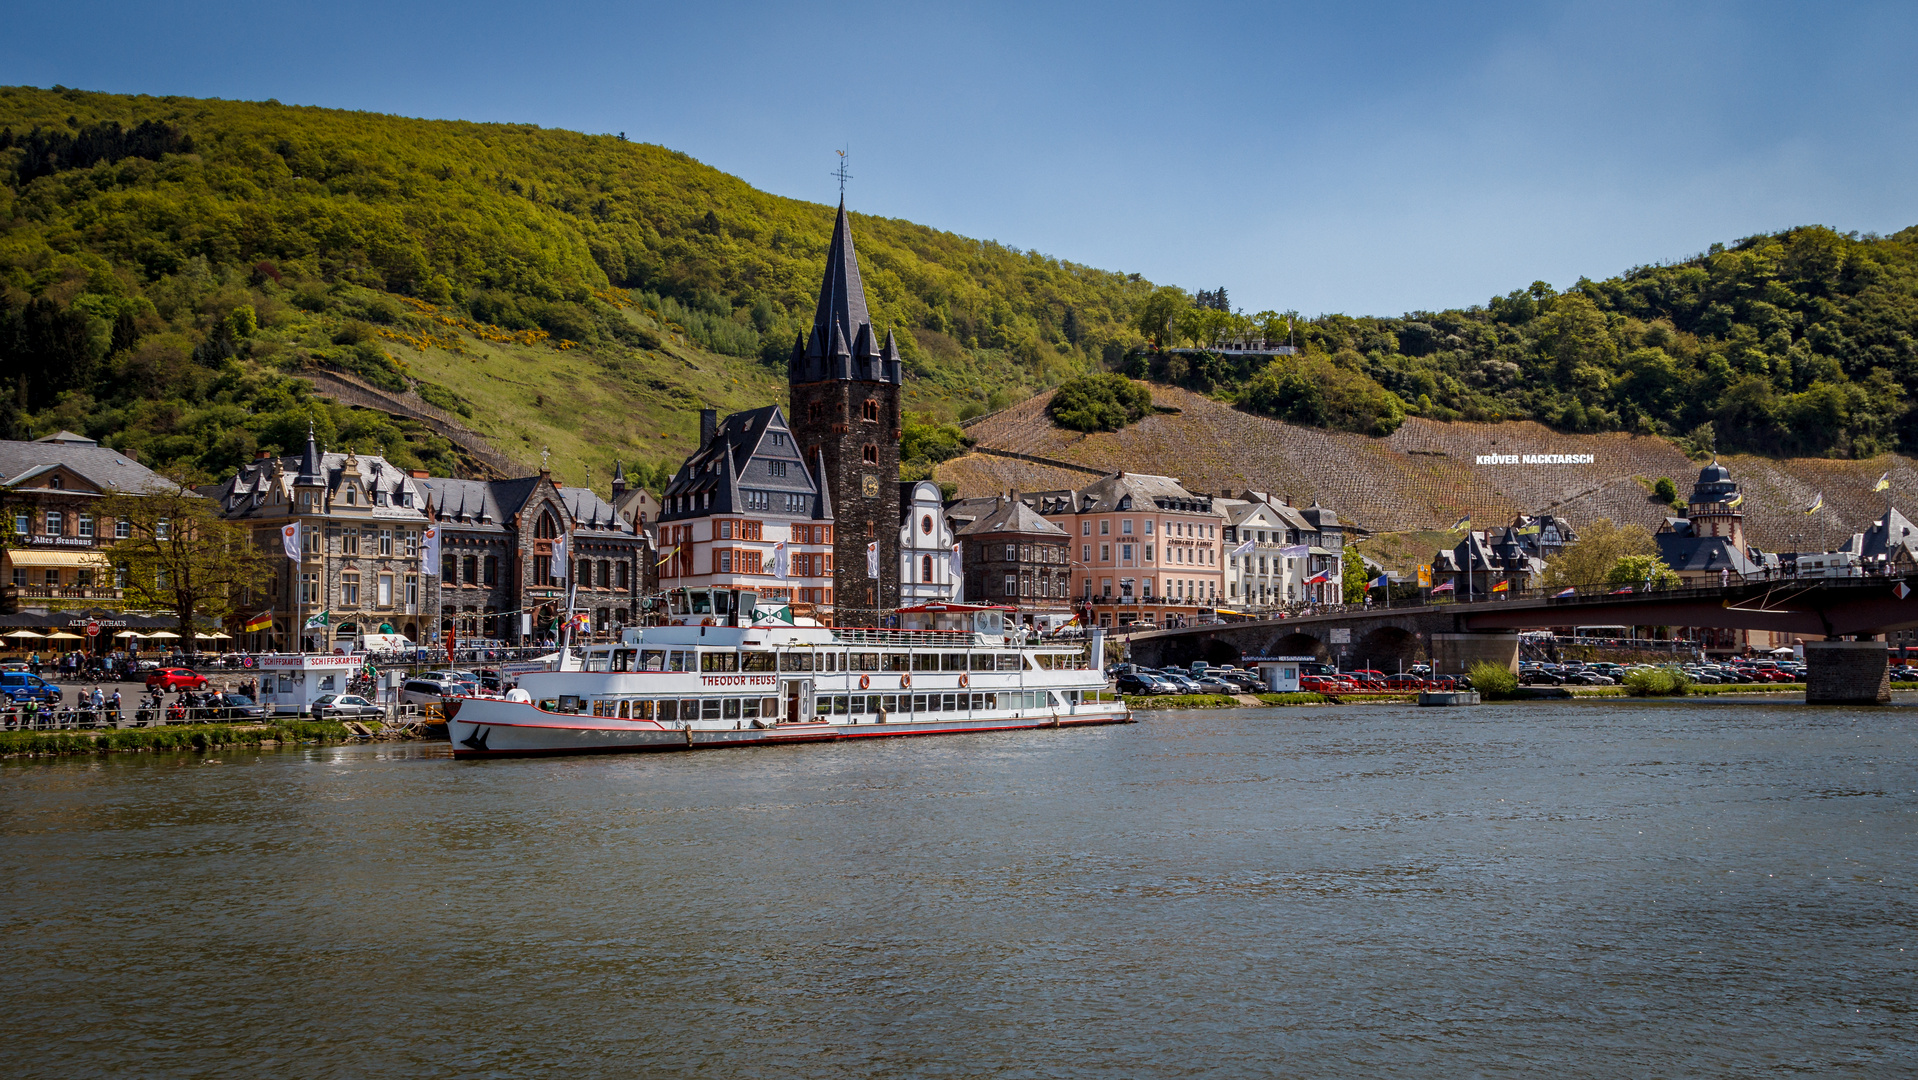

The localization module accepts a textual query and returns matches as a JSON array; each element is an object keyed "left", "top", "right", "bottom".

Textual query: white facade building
[{"left": 898, "top": 480, "right": 959, "bottom": 603}]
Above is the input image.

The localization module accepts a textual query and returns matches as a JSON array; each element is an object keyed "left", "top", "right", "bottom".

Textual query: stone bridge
[{"left": 1123, "top": 576, "right": 1918, "bottom": 704}]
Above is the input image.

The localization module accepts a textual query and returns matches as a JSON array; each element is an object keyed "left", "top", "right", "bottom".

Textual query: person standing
[{"left": 109, "top": 689, "right": 122, "bottom": 728}]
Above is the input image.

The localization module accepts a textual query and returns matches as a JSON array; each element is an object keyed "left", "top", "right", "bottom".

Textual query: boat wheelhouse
[{"left": 446, "top": 589, "right": 1126, "bottom": 757}]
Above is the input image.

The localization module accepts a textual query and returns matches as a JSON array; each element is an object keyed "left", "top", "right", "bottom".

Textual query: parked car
[
  {"left": 1220, "top": 670, "right": 1265, "bottom": 691},
  {"left": 1300, "top": 674, "right": 1352, "bottom": 694},
  {"left": 146, "top": 667, "right": 210, "bottom": 692},
  {"left": 311, "top": 693, "right": 384, "bottom": 719},
  {"left": 0, "top": 670, "right": 62, "bottom": 704},
  {"left": 1385, "top": 673, "right": 1427, "bottom": 690},
  {"left": 205, "top": 693, "right": 267, "bottom": 720},
  {"left": 1564, "top": 670, "right": 1615, "bottom": 686},
  {"left": 1153, "top": 670, "right": 1204, "bottom": 694},
  {"left": 1115, "top": 672, "right": 1175, "bottom": 695},
  {"left": 1192, "top": 675, "right": 1235, "bottom": 694},
  {"left": 1519, "top": 669, "right": 1566, "bottom": 685},
  {"left": 400, "top": 678, "right": 465, "bottom": 706}
]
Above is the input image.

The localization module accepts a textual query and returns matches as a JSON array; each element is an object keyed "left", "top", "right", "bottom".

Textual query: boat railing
[{"left": 830, "top": 628, "right": 985, "bottom": 648}]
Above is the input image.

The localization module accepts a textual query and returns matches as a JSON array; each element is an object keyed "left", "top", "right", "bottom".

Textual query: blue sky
[{"left": 4, "top": 1, "right": 1914, "bottom": 316}]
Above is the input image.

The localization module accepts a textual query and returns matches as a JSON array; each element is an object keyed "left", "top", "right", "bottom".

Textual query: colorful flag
[
  {"left": 1610, "top": 585, "right": 1634, "bottom": 594},
  {"left": 282, "top": 521, "right": 301, "bottom": 561},
  {"left": 1876, "top": 471, "right": 1891, "bottom": 492},
  {"left": 1306, "top": 570, "right": 1330, "bottom": 584},
  {"left": 1726, "top": 492, "right": 1744, "bottom": 508},
  {"left": 1492, "top": 579, "right": 1510, "bottom": 593},
  {"left": 1231, "top": 538, "right": 1256, "bottom": 557},
  {"left": 1430, "top": 580, "right": 1456, "bottom": 593},
  {"left": 1554, "top": 586, "right": 1576, "bottom": 598},
  {"left": 421, "top": 525, "right": 440, "bottom": 575},
  {"left": 1280, "top": 544, "right": 1310, "bottom": 558},
  {"left": 866, "top": 540, "right": 880, "bottom": 579},
  {"left": 1451, "top": 516, "right": 1471, "bottom": 532},
  {"left": 243, "top": 609, "right": 274, "bottom": 632},
  {"left": 1804, "top": 493, "right": 1823, "bottom": 515},
  {"left": 656, "top": 544, "right": 679, "bottom": 567},
  {"left": 303, "top": 610, "right": 330, "bottom": 630},
  {"left": 1369, "top": 573, "right": 1390, "bottom": 589}
]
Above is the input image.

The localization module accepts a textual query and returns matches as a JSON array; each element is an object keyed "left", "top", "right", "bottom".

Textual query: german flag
[{"left": 242, "top": 608, "right": 273, "bottom": 632}]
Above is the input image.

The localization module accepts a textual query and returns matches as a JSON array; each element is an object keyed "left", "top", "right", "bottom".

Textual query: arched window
[
  {"left": 921, "top": 555, "right": 933, "bottom": 581},
  {"left": 862, "top": 399, "right": 879, "bottom": 422},
  {"left": 535, "top": 510, "right": 559, "bottom": 539}
]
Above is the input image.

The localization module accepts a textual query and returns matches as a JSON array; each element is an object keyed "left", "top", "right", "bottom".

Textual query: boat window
[
  {"left": 912, "top": 694, "right": 928, "bottom": 713},
  {"left": 641, "top": 650, "right": 666, "bottom": 671},
  {"left": 820, "top": 652, "right": 840, "bottom": 672},
  {"left": 760, "top": 697, "right": 777, "bottom": 717},
  {"left": 723, "top": 698, "right": 741, "bottom": 720},
  {"left": 883, "top": 653, "right": 910, "bottom": 672},
  {"left": 848, "top": 695, "right": 866, "bottom": 715},
  {"left": 586, "top": 653, "right": 610, "bottom": 672},
  {"left": 779, "top": 651, "right": 813, "bottom": 672},
  {"left": 688, "top": 590, "right": 713, "bottom": 614},
  {"left": 912, "top": 653, "right": 938, "bottom": 672},
  {"left": 669, "top": 650, "right": 691, "bottom": 672},
  {"left": 831, "top": 695, "right": 849, "bottom": 715},
  {"left": 815, "top": 696, "right": 830, "bottom": 716},
  {"left": 972, "top": 693, "right": 986, "bottom": 710},
  {"left": 997, "top": 654, "right": 1020, "bottom": 671},
  {"left": 941, "top": 693, "right": 959, "bottom": 711},
  {"left": 970, "top": 653, "right": 995, "bottom": 671},
  {"left": 679, "top": 698, "right": 698, "bottom": 720},
  {"left": 558, "top": 695, "right": 582, "bottom": 713},
  {"left": 882, "top": 694, "right": 898, "bottom": 713},
  {"left": 701, "top": 651, "right": 740, "bottom": 673},
  {"left": 941, "top": 654, "right": 967, "bottom": 671},
  {"left": 743, "top": 652, "right": 776, "bottom": 672},
  {"left": 742, "top": 698, "right": 760, "bottom": 719},
  {"left": 658, "top": 700, "right": 677, "bottom": 723},
  {"left": 613, "top": 649, "right": 636, "bottom": 673},
  {"left": 851, "top": 652, "right": 880, "bottom": 671},
  {"left": 700, "top": 699, "right": 722, "bottom": 721}
]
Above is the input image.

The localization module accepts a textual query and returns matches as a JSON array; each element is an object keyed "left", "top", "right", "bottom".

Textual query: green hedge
[{"left": 0, "top": 720, "right": 349, "bottom": 757}]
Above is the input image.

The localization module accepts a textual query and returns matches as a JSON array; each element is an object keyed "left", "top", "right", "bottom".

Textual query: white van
[{"left": 353, "top": 633, "right": 417, "bottom": 655}]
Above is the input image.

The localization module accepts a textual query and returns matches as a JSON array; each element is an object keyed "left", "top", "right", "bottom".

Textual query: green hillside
[{"left": 0, "top": 85, "right": 1148, "bottom": 486}]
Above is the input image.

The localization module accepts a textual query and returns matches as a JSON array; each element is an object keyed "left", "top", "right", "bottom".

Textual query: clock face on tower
[{"left": 862, "top": 474, "right": 879, "bottom": 498}]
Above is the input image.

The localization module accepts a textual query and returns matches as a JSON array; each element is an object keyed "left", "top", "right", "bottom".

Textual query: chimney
[
  {"left": 699, "top": 409, "right": 717, "bottom": 450},
  {"left": 410, "top": 469, "right": 429, "bottom": 479},
  {"left": 121, "top": 447, "right": 139, "bottom": 463},
  {"left": 255, "top": 450, "right": 272, "bottom": 460}
]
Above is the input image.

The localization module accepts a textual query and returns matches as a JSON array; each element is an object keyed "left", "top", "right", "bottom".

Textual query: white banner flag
[
  {"left": 948, "top": 542, "right": 962, "bottom": 576},
  {"left": 282, "top": 521, "right": 301, "bottom": 561},
  {"left": 866, "top": 540, "right": 879, "bottom": 579},
  {"left": 1230, "top": 538, "right": 1256, "bottom": 557},
  {"left": 773, "top": 541, "right": 789, "bottom": 579},
  {"left": 420, "top": 525, "right": 440, "bottom": 575},
  {"left": 552, "top": 534, "right": 569, "bottom": 578}
]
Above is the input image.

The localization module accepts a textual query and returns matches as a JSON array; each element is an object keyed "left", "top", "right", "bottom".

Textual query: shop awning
[{"left": 4, "top": 549, "right": 109, "bottom": 568}]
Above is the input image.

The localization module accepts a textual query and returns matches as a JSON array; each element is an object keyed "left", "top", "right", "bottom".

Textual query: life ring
[
  {"left": 958, "top": 673, "right": 970, "bottom": 689},
  {"left": 899, "top": 674, "right": 911, "bottom": 689},
  {"left": 859, "top": 674, "right": 871, "bottom": 690},
  {"left": 700, "top": 617, "right": 715, "bottom": 627}
]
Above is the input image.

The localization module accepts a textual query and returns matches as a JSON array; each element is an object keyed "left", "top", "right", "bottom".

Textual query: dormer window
[
  {"left": 345, "top": 488, "right": 357, "bottom": 506},
  {"left": 48, "top": 476, "right": 61, "bottom": 490}
]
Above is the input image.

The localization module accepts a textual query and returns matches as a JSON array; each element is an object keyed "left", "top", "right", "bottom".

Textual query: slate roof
[
  {"left": 955, "top": 498, "right": 1069, "bottom": 538},
  {"left": 1860, "top": 506, "right": 1918, "bottom": 564},
  {"left": 1656, "top": 531, "right": 1761, "bottom": 575},
  {"left": 660, "top": 405, "right": 827, "bottom": 522},
  {"left": 788, "top": 201, "right": 904, "bottom": 386},
  {"left": 0, "top": 434, "right": 175, "bottom": 495},
  {"left": 216, "top": 429, "right": 427, "bottom": 520}
]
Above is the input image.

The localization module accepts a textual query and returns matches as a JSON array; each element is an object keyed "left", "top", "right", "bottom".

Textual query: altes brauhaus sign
[{"left": 1475, "top": 453, "right": 1597, "bottom": 465}]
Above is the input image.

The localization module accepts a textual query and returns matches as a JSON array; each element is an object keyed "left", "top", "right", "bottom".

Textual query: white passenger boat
[{"left": 446, "top": 591, "right": 1129, "bottom": 757}]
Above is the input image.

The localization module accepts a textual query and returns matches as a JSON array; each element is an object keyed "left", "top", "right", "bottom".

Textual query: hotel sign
[{"left": 1475, "top": 453, "right": 1596, "bottom": 465}]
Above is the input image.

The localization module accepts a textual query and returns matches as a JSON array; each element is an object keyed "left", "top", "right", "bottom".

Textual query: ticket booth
[
  {"left": 257, "top": 654, "right": 364, "bottom": 715},
  {"left": 1247, "top": 655, "right": 1313, "bottom": 692}
]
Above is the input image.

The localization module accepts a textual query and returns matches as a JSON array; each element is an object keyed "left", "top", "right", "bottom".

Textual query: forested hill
[
  {"left": 3, "top": 84, "right": 1916, "bottom": 491},
  {"left": 0, "top": 86, "right": 1147, "bottom": 482},
  {"left": 1127, "top": 225, "right": 1918, "bottom": 459}
]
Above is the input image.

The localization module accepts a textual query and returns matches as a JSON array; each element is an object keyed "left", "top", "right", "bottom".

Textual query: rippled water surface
[{"left": 4, "top": 700, "right": 1916, "bottom": 1078}]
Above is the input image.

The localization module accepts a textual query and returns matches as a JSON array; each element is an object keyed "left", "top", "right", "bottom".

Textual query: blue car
[{"left": 0, "top": 671, "right": 62, "bottom": 705}]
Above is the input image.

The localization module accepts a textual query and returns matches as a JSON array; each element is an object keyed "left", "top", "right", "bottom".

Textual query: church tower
[
  {"left": 1687, "top": 459, "right": 1746, "bottom": 551},
  {"left": 788, "top": 199, "right": 904, "bottom": 624}
]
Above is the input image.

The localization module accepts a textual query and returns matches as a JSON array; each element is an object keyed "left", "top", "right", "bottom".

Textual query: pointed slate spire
[
  {"left": 295, "top": 422, "right": 324, "bottom": 486},
  {"left": 811, "top": 199, "right": 872, "bottom": 352}
]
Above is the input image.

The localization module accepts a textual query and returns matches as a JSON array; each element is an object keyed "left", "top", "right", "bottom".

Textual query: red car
[
  {"left": 1385, "top": 673, "right": 1427, "bottom": 691},
  {"left": 146, "top": 667, "right": 209, "bottom": 691}
]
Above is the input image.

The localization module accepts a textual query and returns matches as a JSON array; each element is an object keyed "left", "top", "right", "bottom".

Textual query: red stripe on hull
[{"left": 450, "top": 713, "right": 1132, "bottom": 758}]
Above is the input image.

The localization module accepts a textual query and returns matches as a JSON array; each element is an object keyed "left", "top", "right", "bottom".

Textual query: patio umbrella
[
  {"left": 4, "top": 629, "right": 44, "bottom": 639},
  {"left": 144, "top": 631, "right": 182, "bottom": 639},
  {"left": 195, "top": 632, "right": 232, "bottom": 639},
  {"left": 43, "top": 631, "right": 84, "bottom": 640},
  {"left": 114, "top": 630, "right": 144, "bottom": 639}
]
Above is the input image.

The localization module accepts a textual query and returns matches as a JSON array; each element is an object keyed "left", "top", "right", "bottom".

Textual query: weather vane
[{"left": 833, "top": 148, "right": 852, "bottom": 196}]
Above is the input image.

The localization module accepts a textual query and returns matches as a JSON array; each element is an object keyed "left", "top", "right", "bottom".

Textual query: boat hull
[{"left": 446, "top": 697, "right": 1132, "bottom": 758}]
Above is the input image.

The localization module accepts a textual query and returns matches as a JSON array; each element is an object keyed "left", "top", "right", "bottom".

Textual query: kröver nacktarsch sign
[{"left": 1475, "top": 453, "right": 1597, "bottom": 465}]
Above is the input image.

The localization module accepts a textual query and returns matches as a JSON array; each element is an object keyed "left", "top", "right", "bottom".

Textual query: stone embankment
[{"left": 298, "top": 368, "right": 523, "bottom": 478}]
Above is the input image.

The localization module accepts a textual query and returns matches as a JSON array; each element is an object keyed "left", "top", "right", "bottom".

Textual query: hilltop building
[
  {"left": 657, "top": 405, "right": 836, "bottom": 615},
  {"left": 785, "top": 200, "right": 904, "bottom": 625}
]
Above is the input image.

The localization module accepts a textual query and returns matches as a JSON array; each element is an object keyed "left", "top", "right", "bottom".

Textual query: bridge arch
[
  {"left": 1264, "top": 631, "right": 1329, "bottom": 662},
  {"left": 1354, "top": 626, "right": 1423, "bottom": 671}
]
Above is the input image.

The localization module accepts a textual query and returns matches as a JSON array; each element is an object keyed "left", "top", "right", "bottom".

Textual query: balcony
[{"left": 4, "top": 585, "right": 127, "bottom": 604}]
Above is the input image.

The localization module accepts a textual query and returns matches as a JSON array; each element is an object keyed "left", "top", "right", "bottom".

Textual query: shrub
[
  {"left": 1623, "top": 666, "right": 1693, "bottom": 696},
  {"left": 1047, "top": 373, "right": 1153, "bottom": 432},
  {"left": 1242, "top": 356, "right": 1405, "bottom": 436},
  {"left": 1468, "top": 660, "right": 1518, "bottom": 699}
]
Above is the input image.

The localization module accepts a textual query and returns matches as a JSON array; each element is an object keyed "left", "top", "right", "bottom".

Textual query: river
[{"left": 3, "top": 699, "right": 1913, "bottom": 1078}]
